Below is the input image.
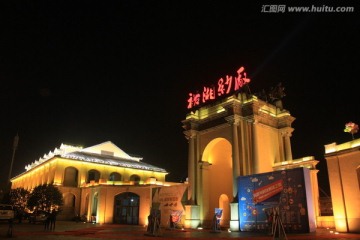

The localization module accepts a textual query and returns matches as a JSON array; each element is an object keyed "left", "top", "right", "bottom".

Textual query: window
[
  {"left": 87, "top": 169, "right": 100, "bottom": 183},
  {"left": 109, "top": 172, "right": 122, "bottom": 181},
  {"left": 130, "top": 175, "right": 140, "bottom": 185},
  {"left": 63, "top": 167, "right": 79, "bottom": 187},
  {"left": 101, "top": 150, "right": 114, "bottom": 156}
]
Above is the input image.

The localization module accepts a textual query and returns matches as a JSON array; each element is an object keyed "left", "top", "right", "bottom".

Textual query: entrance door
[{"left": 114, "top": 192, "right": 139, "bottom": 225}]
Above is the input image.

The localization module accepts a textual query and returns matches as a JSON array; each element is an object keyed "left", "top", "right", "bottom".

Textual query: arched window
[
  {"left": 109, "top": 172, "right": 122, "bottom": 181},
  {"left": 130, "top": 174, "right": 140, "bottom": 185},
  {"left": 63, "top": 167, "right": 78, "bottom": 187},
  {"left": 87, "top": 169, "right": 100, "bottom": 183}
]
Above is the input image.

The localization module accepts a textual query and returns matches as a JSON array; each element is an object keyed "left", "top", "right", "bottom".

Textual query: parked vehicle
[
  {"left": 28, "top": 210, "right": 48, "bottom": 223},
  {"left": 0, "top": 204, "right": 15, "bottom": 221}
]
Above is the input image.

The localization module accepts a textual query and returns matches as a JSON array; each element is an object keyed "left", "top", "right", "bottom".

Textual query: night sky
[{"left": 1, "top": 1, "right": 358, "bottom": 196}]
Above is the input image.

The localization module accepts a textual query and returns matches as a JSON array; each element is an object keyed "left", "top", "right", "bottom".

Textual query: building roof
[
  {"left": 61, "top": 151, "right": 167, "bottom": 173},
  {"left": 24, "top": 141, "right": 167, "bottom": 173}
]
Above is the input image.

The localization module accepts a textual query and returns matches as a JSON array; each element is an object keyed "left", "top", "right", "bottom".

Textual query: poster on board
[
  {"left": 151, "top": 185, "right": 188, "bottom": 227},
  {"left": 237, "top": 167, "right": 315, "bottom": 233}
]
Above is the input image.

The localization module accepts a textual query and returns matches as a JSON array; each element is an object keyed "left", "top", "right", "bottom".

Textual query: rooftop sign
[{"left": 186, "top": 66, "right": 251, "bottom": 109}]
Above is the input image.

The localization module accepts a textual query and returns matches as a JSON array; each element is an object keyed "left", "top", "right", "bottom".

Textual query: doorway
[{"left": 113, "top": 192, "right": 139, "bottom": 225}]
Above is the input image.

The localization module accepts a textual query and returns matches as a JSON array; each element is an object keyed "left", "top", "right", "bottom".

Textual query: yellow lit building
[
  {"left": 182, "top": 93, "right": 320, "bottom": 231},
  {"left": 11, "top": 141, "right": 186, "bottom": 225},
  {"left": 325, "top": 139, "right": 360, "bottom": 233},
  {"left": 11, "top": 90, "right": 323, "bottom": 232}
]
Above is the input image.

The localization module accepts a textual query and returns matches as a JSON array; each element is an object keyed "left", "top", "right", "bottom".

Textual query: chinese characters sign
[
  {"left": 187, "top": 66, "right": 251, "bottom": 109},
  {"left": 252, "top": 179, "right": 283, "bottom": 203}
]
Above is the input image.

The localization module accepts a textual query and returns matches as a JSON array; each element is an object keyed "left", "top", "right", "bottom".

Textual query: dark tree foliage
[
  {"left": 9, "top": 188, "right": 30, "bottom": 213},
  {"left": 27, "top": 184, "right": 64, "bottom": 212}
]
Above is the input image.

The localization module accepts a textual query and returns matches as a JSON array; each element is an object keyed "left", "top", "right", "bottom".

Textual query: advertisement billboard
[{"left": 238, "top": 167, "right": 314, "bottom": 233}]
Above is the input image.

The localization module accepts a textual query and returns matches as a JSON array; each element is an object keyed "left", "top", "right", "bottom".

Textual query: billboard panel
[
  {"left": 151, "top": 185, "right": 188, "bottom": 227},
  {"left": 238, "top": 167, "right": 313, "bottom": 233}
]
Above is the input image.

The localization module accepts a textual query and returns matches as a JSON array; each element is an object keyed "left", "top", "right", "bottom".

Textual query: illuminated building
[
  {"left": 11, "top": 66, "right": 328, "bottom": 232},
  {"left": 325, "top": 140, "right": 360, "bottom": 232},
  {"left": 181, "top": 66, "right": 322, "bottom": 232},
  {"left": 182, "top": 93, "right": 320, "bottom": 231},
  {"left": 11, "top": 141, "right": 187, "bottom": 225}
]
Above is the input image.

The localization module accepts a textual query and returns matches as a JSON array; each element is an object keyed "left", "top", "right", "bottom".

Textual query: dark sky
[{"left": 0, "top": 1, "right": 359, "bottom": 196}]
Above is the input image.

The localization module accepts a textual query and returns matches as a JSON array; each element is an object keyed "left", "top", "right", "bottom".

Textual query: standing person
[
  {"left": 49, "top": 210, "right": 57, "bottom": 230},
  {"left": 147, "top": 214, "right": 152, "bottom": 233},
  {"left": 266, "top": 208, "right": 274, "bottom": 236},
  {"left": 44, "top": 212, "right": 51, "bottom": 230},
  {"left": 211, "top": 213, "right": 220, "bottom": 232},
  {"left": 7, "top": 219, "right": 13, "bottom": 237},
  {"left": 169, "top": 214, "right": 174, "bottom": 229},
  {"left": 17, "top": 209, "right": 23, "bottom": 223}
]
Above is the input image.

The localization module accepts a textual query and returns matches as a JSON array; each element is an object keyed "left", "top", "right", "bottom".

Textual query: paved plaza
[{"left": 0, "top": 221, "right": 360, "bottom": 239}]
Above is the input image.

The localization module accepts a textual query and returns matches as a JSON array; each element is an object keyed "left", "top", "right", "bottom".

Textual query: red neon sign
[{"left": 187, "top": 66, "right": 251, "bottom": 109}]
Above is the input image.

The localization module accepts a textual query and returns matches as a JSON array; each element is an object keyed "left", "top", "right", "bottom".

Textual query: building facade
[
  {"left": 11, "top": 90, "right": 323, "bottom": 232},
  {"left": 182, "top": 93, "right": 320, "bottom": 231},
  {"left": 325, "top": 139, "right": 360, "bottom": 233},
  {"left": 11, "top": 141, "right": 186, "bottom": 226}
]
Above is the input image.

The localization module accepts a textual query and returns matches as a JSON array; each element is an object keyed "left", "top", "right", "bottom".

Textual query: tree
[
  {"left": 9, "top": 188, "right": 30, "bottom": 222},
  {"left": 344, "top": 121, "right": 359, "bottom": 140},
  {"left": 9, "top": 188, "right": 30, "bottom": 212},
  {"left": 27, "top": 184, "right": 64, "bottom": 212}
]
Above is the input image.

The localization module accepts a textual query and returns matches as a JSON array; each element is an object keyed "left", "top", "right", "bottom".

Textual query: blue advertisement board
[{"left": 238, "top": 167, "right": 311, "bottom": 233}]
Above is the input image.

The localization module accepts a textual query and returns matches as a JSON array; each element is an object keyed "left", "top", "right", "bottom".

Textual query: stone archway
[
  {"left": 182, "top": 94, "right": 296, "bottom": 230},
  {"left": 199, "top": 138, "right": 233, "bottom": 228}
]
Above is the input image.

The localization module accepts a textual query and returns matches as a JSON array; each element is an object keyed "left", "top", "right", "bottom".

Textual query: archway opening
[
  {"left": 113, "top": 192, "right": 140, "bottom": 225},
  {"left": 200, "top": 138, "right": 233, "bottom": 227}
]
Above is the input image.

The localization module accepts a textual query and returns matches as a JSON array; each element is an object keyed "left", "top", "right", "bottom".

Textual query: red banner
[{"left": 253, "top": 179, "right": 283, "bottom": 203}]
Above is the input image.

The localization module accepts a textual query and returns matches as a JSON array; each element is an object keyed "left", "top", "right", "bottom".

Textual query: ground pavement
[{"left": 1, "top": 220, "right": 360, "bottom": 239}]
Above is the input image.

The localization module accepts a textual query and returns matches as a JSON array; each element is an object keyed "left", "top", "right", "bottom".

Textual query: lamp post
[{"left": 7, "top": 133, "right": 19, "bottom": 185}]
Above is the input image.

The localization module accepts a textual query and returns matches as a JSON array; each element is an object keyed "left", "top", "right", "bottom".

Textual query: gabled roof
[
  {"left": 24, "top": 141, "right": 167, "bottom": 173},
  {"left": 62, "top": 151, "right": 167, "bottom": 172},
  {"left": 81, "top": 141, "right": 142, "bottom": 161}
]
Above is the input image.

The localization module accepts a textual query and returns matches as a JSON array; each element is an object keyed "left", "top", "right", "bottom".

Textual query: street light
[{"left": 7, "top": 133, "right": 19, "bottom": 185}]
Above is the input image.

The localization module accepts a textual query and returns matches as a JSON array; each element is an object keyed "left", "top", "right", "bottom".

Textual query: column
[
  {"left": 226, "top": 115, "right": 241, "bottom": 198},
  {"left": 240, "top": 118, "right": 252, "bottom": 175},
  {"left": 185, "top": 130, "right": 197, "bottom": 205},
  {"left": 226, "top": 115, "right": 241, "bottom": 232},
  {"left": 184, "top": 129, "right": 200, "bottom": 228},
  {"left": 281, "top": 128, "right": 293, "bottom": 161}
]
